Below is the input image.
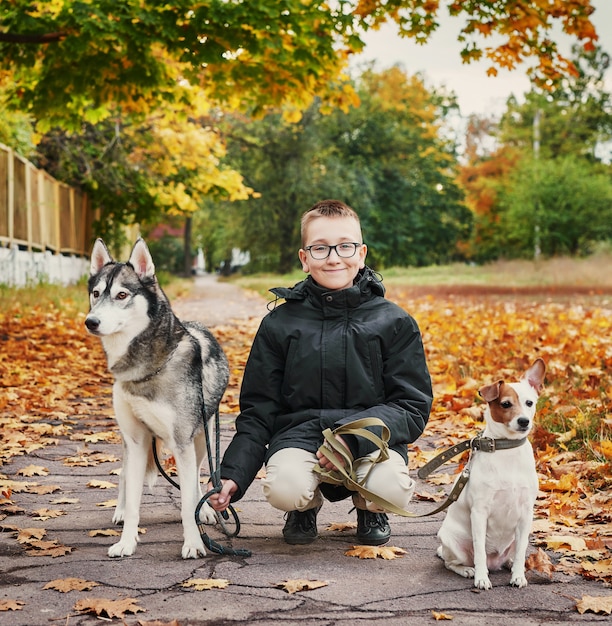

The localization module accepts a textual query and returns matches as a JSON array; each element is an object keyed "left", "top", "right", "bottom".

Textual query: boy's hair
[{"left": 301, "top": 200, "right": 361, "bottom": 245}]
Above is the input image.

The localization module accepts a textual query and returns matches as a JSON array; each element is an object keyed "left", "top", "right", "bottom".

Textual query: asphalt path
[{"left": 1, "top": 274, "right": 611, "bottom": 625}]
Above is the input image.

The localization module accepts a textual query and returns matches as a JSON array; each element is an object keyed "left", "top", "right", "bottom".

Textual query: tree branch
[{"left": 0, "top": 32, "right": 67, "bottom": 44}]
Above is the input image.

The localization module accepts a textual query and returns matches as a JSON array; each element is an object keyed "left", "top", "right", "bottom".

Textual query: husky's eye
[
  {"left": 525, "top": 400, "right": 533, "bottom": 407},
  {"left": 116, "top": 291, "right": 128, "bottom": 300},
  {"left": 92, "top": 290, "right": 100, "bottom": 298},
  {"left": 500, "top": 400, "right": 512, "bottom": 409}
]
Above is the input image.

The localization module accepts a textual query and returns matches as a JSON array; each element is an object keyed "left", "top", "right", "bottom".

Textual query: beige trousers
[{"left": 262, "top": 447, "right": 415, "bottom": 513}]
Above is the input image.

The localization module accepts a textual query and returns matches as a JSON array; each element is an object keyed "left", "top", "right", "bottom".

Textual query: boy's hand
[
  {"left": 207, "top": 479, "right": 238, "bottom": 512},
  {"left": 316, "top": 434, "right": 350, "bottom": 472}
]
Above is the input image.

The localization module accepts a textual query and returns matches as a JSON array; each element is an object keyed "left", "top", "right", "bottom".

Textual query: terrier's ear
[
  {"left": 525, "top": 358, "right": 546, "bottom": 393},
  {"left": 90, "top": 238, "right": 113, "bottom": 276},
  {"left": 128, "top": 238, "right": 156, "bottom": 280},
  {"left": 479, "top": 380, "right": 503, "bottom": 403}
]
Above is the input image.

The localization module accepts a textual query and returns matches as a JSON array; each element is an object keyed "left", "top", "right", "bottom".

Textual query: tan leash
[{"left": 314, "top": 418, "right": 527, "bottom": 518}]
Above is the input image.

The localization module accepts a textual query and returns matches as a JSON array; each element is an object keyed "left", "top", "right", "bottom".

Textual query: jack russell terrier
[{"left": 436, "top": 358, "right": 547, "bottom": 589}]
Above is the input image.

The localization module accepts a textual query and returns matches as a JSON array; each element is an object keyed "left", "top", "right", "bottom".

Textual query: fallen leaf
[
  {"left": 575, "top": 594, "right": 612, "bottom": 615},
  {"left": 87, "top": 480, "right": 117, "bottom": 489},
  {"left": 17, "top": 465, "right": 48, "bottom": 477},
  {"left": 31, "top": 508, "right": 65, "bottom": 521},
  {"left": 525, "top": 548, "right": 554, "bottom": 579},
  {"left": 0, "top": 599, "right": 25, "bottom": 611},
  {"left": 326, "top": 521, "right": 357, "bottom": 532},
  {"left": 74, "top": 597, "right": 145, "bottom": 618},
  {"left": 44, "top": 578, "right": 99, "bottom": 592},
  {"left": 432, "top": 610, "right": 453, "bottom": 620},
  {"left": 89, "top": 528, "right": 121, "bottom": 537},
  {"left": 545, "top": 535, "right": 588, "bottom": 552},
  {"left": 25, "top": 540, "right": 72, "bottom": 557},
  {"left": 345, "top": 545, "right": 407, "bottom": 560},
  {"left": 274, "top": 579, "right": 329, "bottom": 594},
  {"left": 16, "top": 528, "right": 46, "bottom": 543},
  {"left": 181, "top": 578, "right": 230, "bottom": 591}
]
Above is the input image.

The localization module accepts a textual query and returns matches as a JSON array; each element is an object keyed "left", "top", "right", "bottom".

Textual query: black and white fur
[
  {"left": 85, "top": 238, "right": 229, "bottom": 559},
  {"left": 436, "top": 358, "right": 547, "bottom": 589}
]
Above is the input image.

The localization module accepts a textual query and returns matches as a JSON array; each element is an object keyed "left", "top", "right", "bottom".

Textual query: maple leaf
[
  {"left": 0, "top": 599, "right": 25, "bottom": 611},
  {"left": 137, "top": 621, "right": 180, "bottom": 626},
  {"left": 274, "top": 579, "right": 329, "bottom": 594},
  {"left": 96, "top": 499, "right": 118, "bottom": 509},
  {"left": 17, "top": 464, "right": 48, "bottom": 477},
  {"left": 26, "top": 540, "right": 72, "bottom": 557},
  {"left": 26, "top": 484, "right": 61, "bottom": 495},
  {"left": 326, "top": 521, "right": 357, "bottom": 532},
  {"left": 31, "top": 508, "right": 65, "bottom": 521},
  {"left": 74, "top": 597, "right": 145, "bottom": 619},
  {"left": 181, "top": 578, "right": 230, "bottom": 591},
  {"left": 87, "top": 480, "right": 117, "bottom": 489},
  {"left": 16, "top": 527, "right": 46, "bottom": 543},
  {"left": 344, "top": 545, "right": 407, "bottom": 560},
  {"left": 545, "top": 535, "right": 588, "bottom": 552},
  {"left": 575, "top": 595, "right": 612, "bottom": 615},
  {"left": 525, "top": 548, "right": 554, "bottom": 579},
  {"left": 44, "top": 578, "right": 99, "bottom": 592},
  {"left": 89, "top": 528, "right": 121, "bottom": 537}
]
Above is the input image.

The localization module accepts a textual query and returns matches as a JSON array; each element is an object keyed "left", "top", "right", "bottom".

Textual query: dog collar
[{"left": 417, "top": 435, "right": 528, "bottom": 480}]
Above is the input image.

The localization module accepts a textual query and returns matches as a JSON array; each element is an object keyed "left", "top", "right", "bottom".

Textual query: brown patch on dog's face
[{"left": 486, "top": 383, "right": 524, "bottom": 425}]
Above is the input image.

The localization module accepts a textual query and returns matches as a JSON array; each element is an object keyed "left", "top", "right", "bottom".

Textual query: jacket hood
[{"left": 269, "top": 266, "right": 385, "bottom": 305}]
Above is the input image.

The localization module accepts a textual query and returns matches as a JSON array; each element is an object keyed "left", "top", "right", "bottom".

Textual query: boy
[{"left": 209, "top": 200, "right": 433, "bottom": 545}]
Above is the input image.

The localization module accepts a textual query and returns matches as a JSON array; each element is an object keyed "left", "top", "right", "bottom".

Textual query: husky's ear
[
  {"left": 525, "top": 357, "right": 546, "bottom": 393},
  {"left": 128, "top": 238, "right": 156, "bottom": 279},
  {"left": 90, "top": 238, "right": 113, "bottom": 276}
]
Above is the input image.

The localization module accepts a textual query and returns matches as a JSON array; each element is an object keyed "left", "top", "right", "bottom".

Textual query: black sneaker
[
  {"left": 282, "top": 507, "right": 319, "bottom": 545},
  {"left": 356, "top": 509, "right": 391, "bottom": 546}
]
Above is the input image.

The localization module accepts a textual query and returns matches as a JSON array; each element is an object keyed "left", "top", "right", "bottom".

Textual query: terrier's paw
[{"left": 510, "top": 574, "right": 528, "bottom": 588}]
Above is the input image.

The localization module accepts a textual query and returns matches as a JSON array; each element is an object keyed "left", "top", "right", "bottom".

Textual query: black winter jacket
[{"left": 220, "top": 267, "right": 433, "bottom": 501}]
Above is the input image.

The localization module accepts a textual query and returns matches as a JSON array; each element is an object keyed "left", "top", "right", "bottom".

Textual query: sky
[{"left": 352, "top": 0, "right": 612, "bottom": 117}]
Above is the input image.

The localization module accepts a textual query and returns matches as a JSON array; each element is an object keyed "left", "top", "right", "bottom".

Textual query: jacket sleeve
[
  {"left": 219, "top": 318, "right": 284, "bottom": 500},
  {"left": 335, "top": 314, "right": 433, "bottom": 458}
]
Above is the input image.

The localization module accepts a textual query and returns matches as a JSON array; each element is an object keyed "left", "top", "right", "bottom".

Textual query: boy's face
[{"left": 298, "top": 216, "right": 367, "bottom": 291}]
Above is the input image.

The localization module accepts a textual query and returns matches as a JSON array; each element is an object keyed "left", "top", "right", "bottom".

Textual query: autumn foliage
[{"left": 1, "top": 286, "right": 611, "bottom": 599}]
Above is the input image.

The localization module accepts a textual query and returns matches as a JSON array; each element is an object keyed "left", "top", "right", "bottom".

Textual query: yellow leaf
[
  {"left": 344, "top": 545, "right": 407, "bottom": 560},
  {"left": 575, "top": 595, "right": 612, "bottom": 615},
  {"left": 0, "top": 599, "right": 25, "bottom": 611},
  {"left": 274, "top": 579, "right": 329, "bottom": 594},
  {"left": 17, "top": 464, "right": 48, "bottom": 477},
  {"left": 545, "top": 535, "right": 588, "bottom": 552},
  {"left": 432, "top": 610, "right": 454, "bottom": 620},
  {"left": 87, "top": 480, "right": 117, "bottom": 489},
  {"left": 43, "top": 578, "right": 99, "bottom": 592},
  {"left": 182, "top": 578, "right": 230, "bottom": 591},
  {"left": 74, "top": 597, "right": 145, "bottom": 619}
]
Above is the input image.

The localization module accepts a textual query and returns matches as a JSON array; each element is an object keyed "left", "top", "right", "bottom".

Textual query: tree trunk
[{"left": 183, "top": 216, "right": 193, "bottom": 277}]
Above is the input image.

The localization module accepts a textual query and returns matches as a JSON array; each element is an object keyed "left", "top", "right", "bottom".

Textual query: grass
[{"left": 229, "top": 253, "right": 612, "bottom": 298}]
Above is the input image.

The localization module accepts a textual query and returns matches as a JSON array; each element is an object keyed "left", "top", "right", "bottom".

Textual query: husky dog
[{"left": 85, "top": 238, "right": 230, "bottom": 559}]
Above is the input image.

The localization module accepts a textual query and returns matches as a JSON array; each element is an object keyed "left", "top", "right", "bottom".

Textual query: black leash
[{"left": 152, "top": 408, "right": 251, "bottom": 558}]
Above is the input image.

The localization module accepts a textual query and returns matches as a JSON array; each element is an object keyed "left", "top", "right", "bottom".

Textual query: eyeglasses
[{"left": 304, "top": 242, "right": 363, "bottom": 260}]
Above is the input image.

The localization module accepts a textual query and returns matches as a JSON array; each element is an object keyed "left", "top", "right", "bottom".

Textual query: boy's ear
[
  {"left": 298, "top": 248, "right": 310, "bottom": 273},
  {"left": 359, "top": 243, "right": 368, "bottom": 268}
]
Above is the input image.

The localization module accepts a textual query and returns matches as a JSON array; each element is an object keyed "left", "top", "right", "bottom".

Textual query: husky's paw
[
  {"left": 197, "top": 501, "right": 217, "bottom": 525},
  {"left": 182, "top": 540, "right": 207, "bottom": 559},
  {"left": 510, "top": 574, "right": 528, "bottom": 588},
  {"left": 108, "top": 538, "right": 137, "bottom": 558}
]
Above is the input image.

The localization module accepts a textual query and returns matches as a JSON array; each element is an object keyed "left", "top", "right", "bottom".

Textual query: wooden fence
[
  {"left": 0, "top": 142, "right": 95, "bottom": 255},
  {"left": 0, "top": 143, "right": 101, "bottom": 285}
]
